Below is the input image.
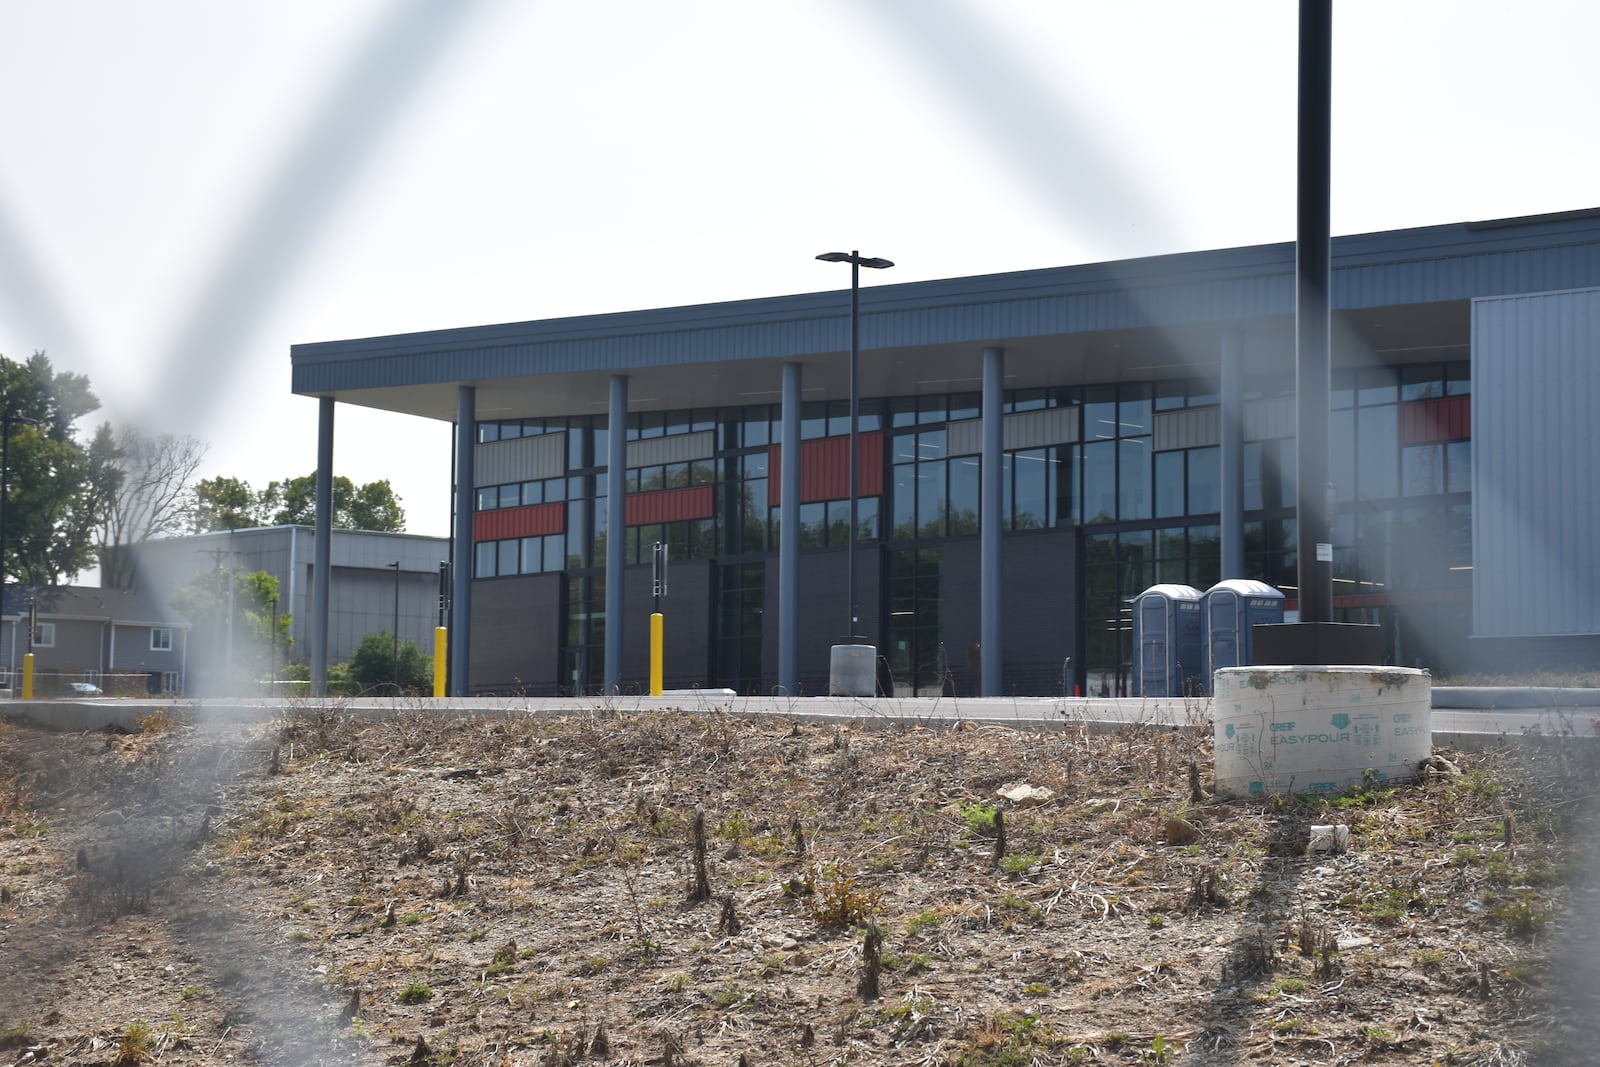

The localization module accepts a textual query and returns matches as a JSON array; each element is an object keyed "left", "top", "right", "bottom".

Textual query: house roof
[{"left": 0, "top": 585, "right": 192, "bottom": 628}]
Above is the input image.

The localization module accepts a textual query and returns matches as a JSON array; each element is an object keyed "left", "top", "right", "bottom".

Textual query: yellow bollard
[
  {"left": 650, "top": 612, "right": 664, "bottom": 697},
  {"left": 21, "top": 653, "right": 34, "bottom": 700},
  {"left": 433, "top": 627, "right": 447, "bottom": 698}
]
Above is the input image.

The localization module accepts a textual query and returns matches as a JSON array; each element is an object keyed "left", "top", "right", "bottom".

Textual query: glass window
[
  {"left": 1277, "top": 437, "right": 1297, "bottom": 507},
  {"left": 1118, "top": 438, "right": 1151, "bottom": 520},
  {"left": 1446, "top": 363, "right": 1471, "bottom": 396},
  {"left": 917, "top": 459, "right": 947, "bottom": 537},
  {"left": 1401, "top": 365, "right": 1444, "bottom": 401},
  {"left": 825, "top": 400, "right": 851, "bottom": 437},
  {"left": 856, "top": 497, "right": 879, "bottom": 542},
  {"left": 500, "top": 484, "right": 522, "bottom": 509},
  {"left": 638, "top": 411, "right": 664, "bottom": 439},
  {"left": 1059, "top": 445, "right": 1080, "bottom": 526},
  {"left": 1189, "top": 525, "right": 1221, "bottom": 589},
  {"left": 476, "top": 487, "right": 498, "bottom": 512},
  {"left": 150, "top": 627, "right": 173, "bottom": 651},
  {"left": 543, "top": 534, "right": 565, "bottom": 573},
  {"left": 948, "top": 393, "right": 981, "bottom": 422},
  {"left": 499, "top": 540, "right": 520, "bottom": 576},
  {"left": 545, "top": 477, "right": 566, "bottom": 503},
  {"left": 1083, "top": 385, "right": 1117, "bottom": 442},
  {"left": 475, "top": 541, "right": 497, "bottom": 578},
  {"left": 666, "top": 462, "right": 690, "bottom": 489},
  {"left": 917, "top": 428, "right": 947, "bottom": 462},
  {"left": 1187, "top": 446, "right": 1220, "bottom": 514},
  {"left": 801, "top": 402, "right": 826, "bottom": 440},
  {"left": 1331, "top": 409, "right": 1355, "bottom": 503},
  {"left": 1188, "top": 382, "right": 1219, "bottom": 407},
  {"left": 1358, "top": 367, "right": 1398, "bottom": 406},
  {"left": 1082, "top": 440, "right": 1116, "bottom": 523},
  {"left": 1402, "top": 444, "right": 1444, "bottom": 496},
  {"left": 567, "top": 423, "right": 587, "bottom": 469},
  {"left": 917, "top": 396, "right": 946, "bottom": 424},
  {"left": 1446, "top": 440, "right": 1472, "bottom": 494},
  {"left": 478, "top": 423, "right": 499, "bottom": 444},
  {"left": 1154, "top": 380, "right": 1187, "bottom": 411},
  {"left": 1009, "top": 450, "right": 1046, "bottom": 531},
  {"left": 949, "top": 455, "right": 981, "bottom": 533},
  {"left": 1242, "top": 441, "right": 1263, "bottom": 511},
  {"left": 523, "top": 481, "right": 544, "bottom": 505},
  {"left": 1357, "top": 404, "right": 1398, "bottom": 500},
  {"left": 1118, "top": 384, "right": 1152, "bottom": 437},
  {"left": 1154, "top": 451, "right": 1185, "bottom": 518},
  {"left": 521, "top": 537, "right": 542, "bottom": 573},
  {"left": 798, "top": 502, "right": 825, "bottom": 549}
]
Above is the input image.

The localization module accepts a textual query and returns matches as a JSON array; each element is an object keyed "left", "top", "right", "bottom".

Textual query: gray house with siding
[{"left": 0, "top": 586, "right": 190, "bottom": 695}]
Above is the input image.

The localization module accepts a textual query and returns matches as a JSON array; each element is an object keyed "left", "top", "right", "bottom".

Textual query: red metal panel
[
  {"left": 1398, "top": 396, "right": 1471, "bottom": 444},
  {"left": 472, "top": 502, "right": 565, "bottom": 542},
  {"left": 626, "top": 485, "right": 715, "bottom": 526},
  {"left": 767, "top": 431, "right": 885, "bottom": 506}
]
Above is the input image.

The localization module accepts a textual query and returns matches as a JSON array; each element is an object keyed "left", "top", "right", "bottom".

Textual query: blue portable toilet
[
  {"left": 1203, "top": 579, "right": 1286, "bottom": 692},
  {"left": 1131, "top": 584, "right": 1205, "bottom": 697}
]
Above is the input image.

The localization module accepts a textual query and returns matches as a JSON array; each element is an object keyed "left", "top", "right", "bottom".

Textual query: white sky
[{"left": 2, "top": 0, "right": 1597, "bottom": 543}]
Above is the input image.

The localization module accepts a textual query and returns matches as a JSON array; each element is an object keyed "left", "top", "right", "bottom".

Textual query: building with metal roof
[{"left": 292, "top": 207, "right": 1600, "bottom": 696}]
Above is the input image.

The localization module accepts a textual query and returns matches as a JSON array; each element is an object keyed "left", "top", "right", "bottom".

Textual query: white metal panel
[
  {"left": 473, "top": 433, "right": 566, "bottom": 488},
  {"left": 1153, "top": 406, "right": 1220, "bottom": 451},
  {"left": 1471, "top": 287, "right": 1600, "bottom": 637},
  {"left": 625, "top": 430, "right": 715, "bottom": 469}
]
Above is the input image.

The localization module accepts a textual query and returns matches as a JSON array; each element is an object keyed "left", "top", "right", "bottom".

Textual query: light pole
[
  {"left": 817, "top": 250, "right": 893, "bottom": 695},
  {"left": 0, "top": 413, "right": 39, "bottom": 688},
  {"left": 269, "top": 595, "right": 278, "bottom": 686},
  {"left": 816, "top": 251, "right": 893, "bottom": 638},
  {"left": 388, "top": 561, "right": 401, "bottom": 690}
]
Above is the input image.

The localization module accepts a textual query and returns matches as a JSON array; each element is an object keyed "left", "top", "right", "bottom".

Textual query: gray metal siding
[
  {"left": 1153, "top": 406, "right": 1220, "bottom": 451},
  {"left": 473, "top": 433, "right": 567, "bottom": 488},
  {"left": 1471, "top": 287, "right": 1600, "bottom": 637},
  {"left": 625, "top": 430, "right": 715, "bottom": 469}
]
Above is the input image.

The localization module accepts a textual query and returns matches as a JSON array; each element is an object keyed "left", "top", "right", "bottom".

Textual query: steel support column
[
  {"left": 450, "top": 386, "right": 475, "bottom": 695},
  {"left": 778, "top": 362, "right": 801, "bottom": 695},
  {"left": 310, "top": 398, "right": 334, "bottom": 696},
  {"left": 980, "top": 346, "right": 1004, "bottom": 697},
  {"left": 1295, "top": 0, "right": 1334, "bottom": 622},
  {"left": 604, "top": 375, "right": 627, "bottom": 694}
]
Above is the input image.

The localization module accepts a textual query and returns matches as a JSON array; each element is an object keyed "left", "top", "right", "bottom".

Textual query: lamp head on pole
[{"left": 816, "top": 251, "right": 894, "bottom": 270}]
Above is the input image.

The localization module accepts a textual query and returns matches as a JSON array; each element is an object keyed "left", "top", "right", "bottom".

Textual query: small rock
[
  {"left": 96, "top": 810, "right": 126, "bottom": 827},
  {"left": 1336, "top": 936, "right": 1373, "bottom": 951},
  {"left": 1162, "top": 817, "right": 1201, "bottom": 845},
  {"left": 996, "top": 783, "right": 1055, "bottom": 807}
]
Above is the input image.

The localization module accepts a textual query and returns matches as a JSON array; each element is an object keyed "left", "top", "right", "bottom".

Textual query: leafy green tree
[
  {"left": 188, "top": 476, "right": 266, "bottom": 531},
  {"left": 171, "top": 568, "right": 290, "bottom": 693},
  {"left": 186, "top": 473, "right": 405, "bottom": 533},
  {"left": 347, "top": 631, "right": 431, "bottom": 694},
  {"left": 0, "top": 352, "right": 105, "bottom": 584}
]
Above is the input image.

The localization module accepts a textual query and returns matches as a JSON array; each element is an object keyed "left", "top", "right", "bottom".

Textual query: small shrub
[
  {"left": 397, "top": 982, "right": 434, "bottom": 1005},
  {"left": 803, "top": 866, "right": 882, "bottom": 929},
  {"left": 114, "top": 1020, "right": 154, "bottom": 1065}
]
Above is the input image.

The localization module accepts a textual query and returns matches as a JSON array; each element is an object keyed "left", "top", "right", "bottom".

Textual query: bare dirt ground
[{"left": 1, "top": 704, "right": 1595, "bottom": 1066}]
